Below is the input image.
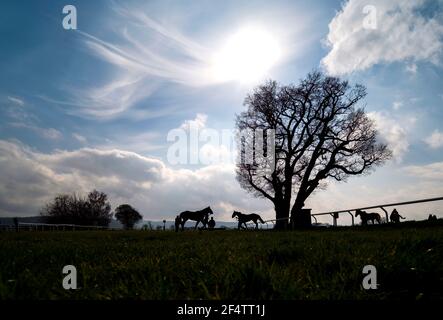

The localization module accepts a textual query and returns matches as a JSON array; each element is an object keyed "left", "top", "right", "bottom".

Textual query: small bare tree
[
  {"left": 40, "top": 190, "right": 112, "bottom": 226},
  {"left": 236, "top": 71, "right": 392, "bottom": 229}
]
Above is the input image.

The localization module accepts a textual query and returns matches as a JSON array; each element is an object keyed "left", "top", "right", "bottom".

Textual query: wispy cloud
[
  {"left": 79, "top": 11, "right": 214, "bottom": 82},
  {"left": 103, "top": 131, "right": 164, "bottom": 155},
  {"left": 7, "top": 96, "right": 24, "bottom": 106},
  {"left": 62, "top": 5, "right": 218, "bottom": 119},
  {"left": 4, "top": 96, "right": 62, "bottom": 141},
  {"left": 404, "top": 161, "right": 443, "bottom": 180},
  {"left": 392, "top": 101, "right": 403, "bottom": 110},
  {"left": 56, "top": 2, "right": 302, "bottom": 120},
  {"left": 424, "top": 130, "right": 443, "bottom": 149},
  {"left": 405, "top": 63, "right": 418, "bottom": 75},
  {"left": 72, "top": 133, "right": 87, "bottom": 143},
  {"left": 10, "top": 123, "right": 62, "bottom": 140}
]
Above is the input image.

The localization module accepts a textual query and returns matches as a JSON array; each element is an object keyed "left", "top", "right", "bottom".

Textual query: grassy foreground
[{"left": 0, "top": 223, "right": 442, "bottom": 300}]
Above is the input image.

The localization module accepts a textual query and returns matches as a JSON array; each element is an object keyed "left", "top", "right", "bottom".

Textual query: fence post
[
  {"left": 348, "top": 211, "right": 354, "bottom": 226},
  {"left": 380, "top": 207, "right": 388, "bottom": 223},
  {"left": 331, "top": 213, "right": 338, "bottom": 227}
]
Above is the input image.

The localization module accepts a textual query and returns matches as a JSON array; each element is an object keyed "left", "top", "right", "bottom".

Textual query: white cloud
[
  {"left": 392, "top": 101, "right": 403, "bottom": 110},
  {"left": 10, "top": 123, "right": 62, "bottom": 140},
  {"left": 405, "top": 63, "right": 418, "bottom": 75},
  {"left": 322, "top": 0, "right": 443, "bottom": 75},
  {"left": 7, "top": 96, "right": 24, "bottom": 106},
  {"left": 368, "top": 111, "right": 415, "bottom": 162},
  {"left": 40, "top": 128, "right": 62, "bottom": 140},
  {"left": 424, "top": 130, "right": 443, "bottom": 149},
  {"left": 4, "top": 97, "right": 63, "bottom": 140},
  {"left": 72, "top": 133, "right": 87, "bottom": 143},
  {"left": 0, "top": 140, "right": 271, "bottom": 220},
  {"left": 103, "top": 131, "right": 164, "bottom": 155},
  {"left": 404, "top": 161, "right": 443, "bottom": 180},
  {"left": 179, "top": 113, "right": 208, "bottom": 130}
]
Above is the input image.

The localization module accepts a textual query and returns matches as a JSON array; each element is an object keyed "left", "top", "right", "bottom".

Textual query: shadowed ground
[{"left": 0, "top": 220, "right": 442, "bottom": 300}]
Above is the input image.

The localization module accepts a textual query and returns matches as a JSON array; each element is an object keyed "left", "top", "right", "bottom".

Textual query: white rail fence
[
  {"left": 259, "top": 196, "right": 443, "bottom": 228},
  {"left": 0, "top": 222, "right": 119, "bottom": 232}
]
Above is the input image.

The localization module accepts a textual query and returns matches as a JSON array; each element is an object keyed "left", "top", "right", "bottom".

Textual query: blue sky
[{"left": 1, "top": 0, "right": 443, "bottom": 223}]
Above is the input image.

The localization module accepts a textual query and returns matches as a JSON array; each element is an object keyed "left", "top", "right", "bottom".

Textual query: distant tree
[
  {"left": 87, "top": 190, "right": 112, "bottom": 226},
  {"left": 114, "top": 204, "right": 142, "bottom": 230},
  {"left": 236, "top": 71, "right": 392, "bottom": 229},
  {"left": 40, "top": 190, "right": 112, "bottom": 226}
]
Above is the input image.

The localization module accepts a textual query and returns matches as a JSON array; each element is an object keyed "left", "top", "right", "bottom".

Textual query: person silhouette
[
  {"left": 390, "top": 208, "right": 405, "bottom": 223},
  {"left": 174, "top": 215, "right": 181, "bottom": 232},
  {"left": 208, "top": 217, "right": 216, "bottom": 230}
]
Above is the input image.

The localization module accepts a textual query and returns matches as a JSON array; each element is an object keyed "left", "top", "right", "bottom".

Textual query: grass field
[{"left": 0, "top": 222, "right": 442, "bottom": 300}]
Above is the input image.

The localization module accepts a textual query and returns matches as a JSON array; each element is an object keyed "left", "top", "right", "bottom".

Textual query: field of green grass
[{"left": 0, "top": 222, "right": 442, "bottom": 300}]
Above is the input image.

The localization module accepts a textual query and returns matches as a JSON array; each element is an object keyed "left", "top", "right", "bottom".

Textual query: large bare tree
[{"left": 235, "top": 71, "right": 392, "bottom": 229}]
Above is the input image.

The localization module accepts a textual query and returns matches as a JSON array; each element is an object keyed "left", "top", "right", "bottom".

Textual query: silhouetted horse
[
  {"left": 178, "top": 206, "right": 213, "bottom": 231},
  {"left": 390, "top": 208, "right": 405, "bottom": 223},
  {"left": 232, "top": 211, "right": 265, "bottom": 230},
  {"left": 355, "top": 209, "right": 381, "bottom": 225}
]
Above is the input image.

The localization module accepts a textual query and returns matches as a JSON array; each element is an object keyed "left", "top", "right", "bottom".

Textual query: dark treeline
[{"left": 40, "top": 190, "right": 141, "bottom": 229}]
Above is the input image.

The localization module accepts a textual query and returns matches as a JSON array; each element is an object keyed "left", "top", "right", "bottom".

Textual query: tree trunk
[
  {"left": 274, "top": 200, "right": 290, "bottom": 230},
  {"left": 290, "top": 192, "right": 308, "bottom": 228}
]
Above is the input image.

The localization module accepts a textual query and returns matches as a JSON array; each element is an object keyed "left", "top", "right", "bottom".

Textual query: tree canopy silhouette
[
  {"left": 40, "top": 190, "right": 112, "bottom": 226},
  {"left": 114, "top": 204, "right": 142, "bottom": 230},
  {"left": 235, "top": 71, "right": 392, "bottom": 229}
]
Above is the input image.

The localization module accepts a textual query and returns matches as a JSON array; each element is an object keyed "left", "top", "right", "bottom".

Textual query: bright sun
[{"left": 211, "top": 26, "right": 282, "bottom": 84}]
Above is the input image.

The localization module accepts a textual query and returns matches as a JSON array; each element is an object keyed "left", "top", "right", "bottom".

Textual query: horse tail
[{"left": 258, "top": 215, "right": 265, "bottom": 224}]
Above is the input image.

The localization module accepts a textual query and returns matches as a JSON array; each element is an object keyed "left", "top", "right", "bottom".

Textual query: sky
[{"left": 1, "top": 0, "right": 443, "bottom": 224}]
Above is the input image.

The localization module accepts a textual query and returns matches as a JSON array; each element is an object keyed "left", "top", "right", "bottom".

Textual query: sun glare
[{"left": 211, "top": 26, "right": 282, "bottom": 84}]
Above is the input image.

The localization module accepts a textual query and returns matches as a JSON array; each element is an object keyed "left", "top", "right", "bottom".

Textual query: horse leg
[
  {"left": 195, "top": 220, "right": 199, "bottom": 230},
  {"left": 254, "top": 219, "right": 258, "bottom": 229},
  {"left": 181, "top": 218, "right": 187, "bottom": 231},
  {"left": 237, "top": 221, "right": 242, "bottom": 230}
]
